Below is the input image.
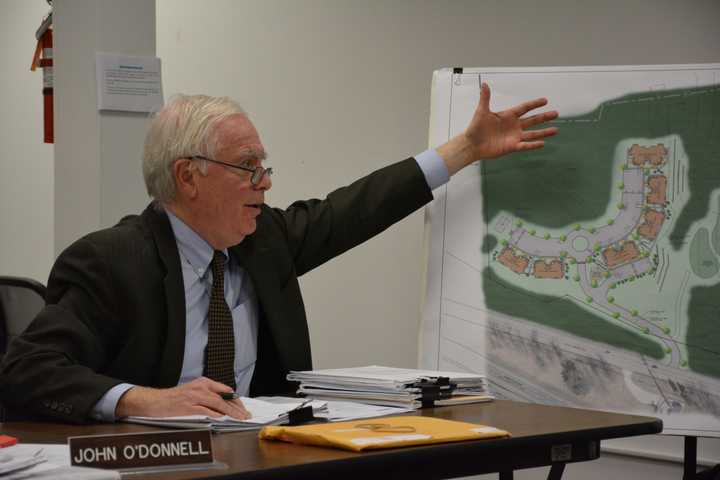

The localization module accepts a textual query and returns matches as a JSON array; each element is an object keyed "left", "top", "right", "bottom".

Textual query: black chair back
[
  {"left": 0, "top": 276, "right": 46, "bottom": 356},
  {"left": 0, "top": 276, "right": 47, "bottom": 421}
]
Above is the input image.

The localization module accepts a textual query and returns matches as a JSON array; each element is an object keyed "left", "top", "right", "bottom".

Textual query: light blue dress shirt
[
  {"left": 91, "top": 149, "right": 448, "bottom": 421},
  {"left": 167, "top": 211, "right": 260, "bottom": 391}
]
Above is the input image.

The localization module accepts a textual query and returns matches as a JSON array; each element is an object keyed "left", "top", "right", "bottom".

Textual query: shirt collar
[{"left": 166, "top": 209, "right": 229, "bottom": 276}]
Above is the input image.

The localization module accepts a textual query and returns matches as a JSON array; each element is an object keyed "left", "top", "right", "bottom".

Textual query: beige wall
[{"left": 0, "top": 1, "right": 54, "bottom": 282}]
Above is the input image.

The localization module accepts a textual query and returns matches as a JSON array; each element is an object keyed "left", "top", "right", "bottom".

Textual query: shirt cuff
[
  {"left": 91, "top": 383, "right": 135, "bottom": 422},
  {"left": 415, "top": 149, "right": 450, "bottom": 191}
]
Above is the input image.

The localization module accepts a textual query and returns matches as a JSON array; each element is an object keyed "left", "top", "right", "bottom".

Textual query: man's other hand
[{"left": 115, "top": 377, "right": 250, "bottom": 420}]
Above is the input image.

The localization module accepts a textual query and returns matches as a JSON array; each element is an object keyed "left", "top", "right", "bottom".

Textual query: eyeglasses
[{"left": 190, "top": 155, "right": 273, "bottom": 186}]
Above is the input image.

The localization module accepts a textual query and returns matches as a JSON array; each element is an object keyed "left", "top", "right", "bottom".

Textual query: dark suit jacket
[{"left": 0, "top": 158, "right": 433, "bottom": 423}]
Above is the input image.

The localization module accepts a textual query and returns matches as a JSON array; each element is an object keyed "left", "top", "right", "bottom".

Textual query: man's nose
[{"left": 255, "top": 172, "right": 272, "bottom": 191}]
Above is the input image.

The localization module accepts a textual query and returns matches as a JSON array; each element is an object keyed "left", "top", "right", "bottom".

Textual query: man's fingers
[
  {"left": 230, "top": 398, "right": 249, "bottom": 412},
  {"left": 192, "top": 406, "right": 224, "bottom": 417},
  {"left": 510, "top": 97, "right": 548, "bottom": 117},
  {"left": 514, "top": 140, "right": 546, "bottom": 152},
  {"left": 204, "top": 394, "right": 249, "bottom": 420},
  {"left": 189, "top": 386, "right": 237, "bottom": 415},
  {"left": 520, "top": 110, "right": 559, "bottom": 128},
  {"left": 217, "top": 403, "right": 249, "bottom": 420},
  {"left": 227, "top": 399, "right": 250, "bottom": 420},
  {"left": 479, "top": 82, "right": 491, "bottom": 113},
  {"left": 187, "top": 377, "right": 250, "bottom": 418},
  {"left": 199, "top": 376, "right": 233, "bottom": 392},
  {"left": 521, "top": 127, "right": 559, "bottom": 142}
]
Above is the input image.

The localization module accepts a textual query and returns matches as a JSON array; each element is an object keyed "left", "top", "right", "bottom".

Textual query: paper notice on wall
[{"left": 95, "top": 52, "right": 163, "bottom": 112}]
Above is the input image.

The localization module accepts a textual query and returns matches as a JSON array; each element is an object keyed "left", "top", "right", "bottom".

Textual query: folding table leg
[
  {"left": 684, "top": 436, "right": 696, "bottom": 480},
  {"left": 547, "top": 463, "right": 566, "bottom": 480}
]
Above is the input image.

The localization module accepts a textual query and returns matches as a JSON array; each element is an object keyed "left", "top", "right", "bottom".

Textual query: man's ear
[{"left": 173, "top": 158, "right": 199, "bottom": 200}]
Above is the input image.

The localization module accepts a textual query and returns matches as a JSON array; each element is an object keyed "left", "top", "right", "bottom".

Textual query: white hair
[{"left": 142, "top": 94, "right": 246, "bottom": 204}]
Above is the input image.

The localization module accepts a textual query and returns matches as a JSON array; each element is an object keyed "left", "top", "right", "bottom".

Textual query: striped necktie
[{"left": 204, "top": 250, "right": 236, "bottom": 390}]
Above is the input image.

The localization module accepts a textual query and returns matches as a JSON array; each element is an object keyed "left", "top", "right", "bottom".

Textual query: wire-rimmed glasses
[{"left": 190, "top": 155, "right": 273, "bottom": 186}]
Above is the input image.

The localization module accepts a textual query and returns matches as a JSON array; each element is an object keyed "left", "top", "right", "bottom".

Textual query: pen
[{"left": 220, "top": 392, "right": 239, "bottom": 400}]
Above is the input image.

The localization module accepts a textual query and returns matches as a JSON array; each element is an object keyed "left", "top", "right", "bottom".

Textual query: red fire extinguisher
[{"left": 31, "top": 12, "right": 53, "bottom": 144}]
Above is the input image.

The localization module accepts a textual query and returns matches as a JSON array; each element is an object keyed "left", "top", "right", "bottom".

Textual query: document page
[{"left": 124, "top": 397, "right": 326, "bottom": 431}]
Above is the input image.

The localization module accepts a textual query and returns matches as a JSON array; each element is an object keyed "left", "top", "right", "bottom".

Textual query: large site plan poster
[{"left": 420, "top": 65, "right": 720, "bottom": 437}]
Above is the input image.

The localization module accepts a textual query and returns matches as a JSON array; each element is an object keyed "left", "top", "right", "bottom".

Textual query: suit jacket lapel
[
  {"left": 230, "top": 236, "right": 287, "bottom": 364},
  {"left": 142, "top": 205, "right": 186, "bottom": 387},
  {"left": 231, "top": 235, "right": 273, "bottom": 312}
]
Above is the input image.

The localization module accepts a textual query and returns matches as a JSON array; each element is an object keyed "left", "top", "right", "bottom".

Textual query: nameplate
[{"left": 69, "top": 429, "right": 213, "bottom": 470}]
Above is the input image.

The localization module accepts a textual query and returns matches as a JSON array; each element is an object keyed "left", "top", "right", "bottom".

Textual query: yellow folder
[{"left": 259, "top": 416, "right": 510, "bottom": 452}]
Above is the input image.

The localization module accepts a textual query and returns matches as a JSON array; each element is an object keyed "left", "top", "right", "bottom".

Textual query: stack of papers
[
  {"left": 123, "top": 396, "right": 415, "bottom": 432},
  {"left": 0, "top": 445, "right": 47, "bottom": 477},
  {"left": 288, "top": 365, "right": 493, "bottom": 409},
  {"left": 124, "top": 397, "right": 328, "bottom": 432},
  {"left": 255, "top": 397, "right": 414, "bottom": 421}
]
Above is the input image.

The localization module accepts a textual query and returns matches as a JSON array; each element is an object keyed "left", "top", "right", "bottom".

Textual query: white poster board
[{"left": 420, "top": 65, "right": 720, "bottom": 459}]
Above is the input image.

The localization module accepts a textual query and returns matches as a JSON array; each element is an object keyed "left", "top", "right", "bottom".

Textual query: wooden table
[{"left": 0, "top": 400, "right": 662, "bottom": 479}]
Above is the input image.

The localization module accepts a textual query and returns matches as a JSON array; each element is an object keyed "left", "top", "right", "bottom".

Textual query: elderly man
[{"left": 0, "top": 84, "right": 557, "bottom": 423}]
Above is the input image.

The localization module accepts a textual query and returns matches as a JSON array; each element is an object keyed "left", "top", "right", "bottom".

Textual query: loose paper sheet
[{"left": 95, "top": 52, "right": 163, "bottom": 112}]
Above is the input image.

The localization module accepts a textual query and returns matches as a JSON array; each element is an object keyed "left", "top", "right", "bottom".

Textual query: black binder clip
[
  {"left": 287, "top": 405, "right": 316, "bottom": 425},
  {"left": 285, "top": 401, "right": 328, "bottom": 426},
  {"left": 413, "top": 377, "right": 457, "bottom": 408}
]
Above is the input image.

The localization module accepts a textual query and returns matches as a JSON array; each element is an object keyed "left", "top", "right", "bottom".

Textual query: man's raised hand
[{"left": 438, "top": 82, "right": 559, "bottom": 175}]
